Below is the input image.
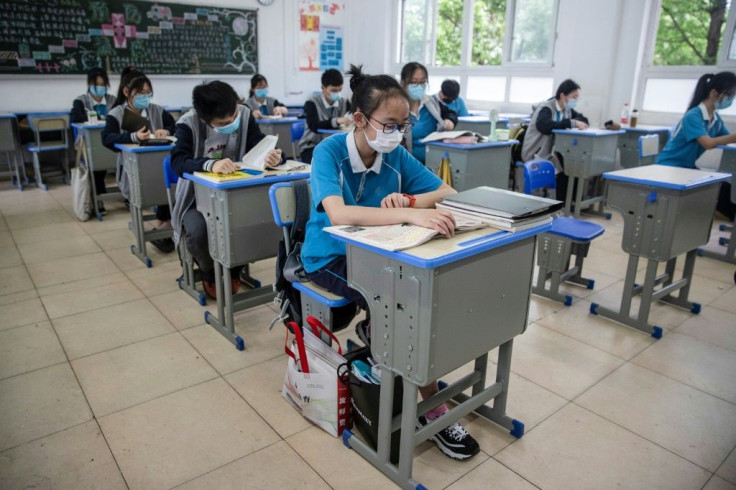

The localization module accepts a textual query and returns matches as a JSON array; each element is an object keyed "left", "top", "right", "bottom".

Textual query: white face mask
[{"left": 364, "top": 120, "right": 403, "bottom": 153}]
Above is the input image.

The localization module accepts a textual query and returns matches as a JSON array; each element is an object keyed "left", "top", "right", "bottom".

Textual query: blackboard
[{"left": 0, "top": 0, "right": 258, "bottom": 75}]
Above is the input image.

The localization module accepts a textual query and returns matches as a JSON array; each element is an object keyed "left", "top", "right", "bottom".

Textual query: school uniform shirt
[
  {"left": 301, "top": 131, "right": 443, "bottom": 273},
  {"left": 440, "top": 95, "right": 469, "bottom": 117},
  {"left": 298, "top": 93, "right": 351, "bottom": 155},
  {"left": 243, "top": 95, "right": 285, "bottom": 116},
  {"left": 521, "top": 97, "right": 589, "bottom": 163},
  {"left": 657, "top": 103, "right": 729, "bottom": 168},
  {"left": 406, "top": 95, "right": 457, "bottom": 163},
  {"left": 70, "top": 92, "right": 116, "bottom": 123}
]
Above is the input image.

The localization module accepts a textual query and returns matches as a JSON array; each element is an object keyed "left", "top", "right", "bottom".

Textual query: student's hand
[
  {"left": 136, "top": 127, "right": 150, "bottom": 141},
  {"left": 274, "top": 106, "right": 289, "bottom": 116},
  {"left": 574, "top": 120, "right": 588, "bottom": 130},
  {"left": 264, "top": 149, "right": 282, "bottom": 168},
  {"left": 253, "top": 110, "right": 263, "bottom": 119},
  {"left": 443, "top": 119, "right": 455, "bottom": 131},
  {"left": 212, "top": 158, "right": 238, "bottom": 174},
  {"left": 409, "top": 209, "right": 456, "bottom": 237},
  {"left": 337, "top": 116, "right": 350, "bottom": 127},
  {"left": 154, "top": 129, "right": 169, "bottom": 138},
  {"left": 381, "top": 192, "right": 410, "bottom": 208}
]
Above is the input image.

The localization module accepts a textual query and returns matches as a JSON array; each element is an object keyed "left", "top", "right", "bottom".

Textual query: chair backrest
[
  {"left": 269, "top": 180, "right": 312, "bottom": 229},
  {"left": 162, "top": 155, "right": 177, "bottom": 210},
  {"left": 523, "top": 159, "right": 557, "bottom": 195},
  {"left": 290, "top": 121, "right": 306, "bottom": 143},
  {"left": 638, "top": 134, "right": 660, "bottom": 159},
  {"left": 27, "top": 114, "right": 70, "bottom": 147}
]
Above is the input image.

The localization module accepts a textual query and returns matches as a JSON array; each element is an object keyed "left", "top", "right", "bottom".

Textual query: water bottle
[
  {"left": 489, "top": 108, "right": 499, "bottom": 141},
  {"left": 620, "top": 103, "right": 630, "bottom": 127},
  {"left": 630, "top": 109, "right": 639, "bottom": 128}
]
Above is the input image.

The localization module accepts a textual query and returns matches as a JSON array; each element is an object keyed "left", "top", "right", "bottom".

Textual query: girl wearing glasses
[
  {"left": 399, "top": 62, "right": 458, "bottom": 163},
  {"left": 657, "top": 72, "right": 736, "bottom": 221},
  {"left": 300, "top": 64, "right": 480, "bottom": 462}
]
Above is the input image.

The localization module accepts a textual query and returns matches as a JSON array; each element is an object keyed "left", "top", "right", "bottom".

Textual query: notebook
[{"left": 121, "top": 108, "right": 152, "bottom": 132}]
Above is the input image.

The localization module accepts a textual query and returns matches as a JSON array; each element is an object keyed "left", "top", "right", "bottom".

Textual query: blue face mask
[
  {"left": 214, "top": 113, "right": 241, "bottom": 135},
  {"left": 407, "top": 84, "right": 426, "bottom": 101},
  {"left": 255, "top": 88, "right": 269, "bottom": 99},
  {"left": 716, "top": 95, "right": 734, "bottom": 110},
  {"left": 329, "top": 92, "right": 341, "bottom": 102},
  {"left": 565, "top": 98, "right": 578, "bottom": 110},
  {"left": 90, "top": 85, "right": 107, "bottom": 97},
  {"left": 133, "top": 94, "right": 151, "bottom": 110}
]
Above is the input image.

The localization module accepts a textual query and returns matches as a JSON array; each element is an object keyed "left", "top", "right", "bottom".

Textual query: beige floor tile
[
  {"left": 225, "top": 357, "right": 313, "bottom": 439},
  {"left": 0, "top": 265, "right": 34, "bottom": 296},
  {"left": 0, "top": 322, "right": 66, "bottom": 380},
  {"left": 676, "top": 306, "right": 736, "bottom": 352},
  {"left": 175, "top": 441, "right": 329, "bottom": 490},
  {"left": 89, "top": 227, "right": 135, "bottom": 251},
  {"left": 633, "top": 332, "right": 736, "bottom": 404},
  {"left": 18, "top": 234, "right": 101, "bottom": 264},
  {"left": 10, "top": 221, "right": 86, "bottom": 245},
  {"left": 41, "top": 279, "right": 144, "bottom": 319},
  {"left": 556, "top": 269, "right": 620, "bottom": 301},
  {"left": 0, "top": 288, "right": 38, "bottom": 306},
  {"left": 536, "top": 300, "right": 655, "bottom": 359},
  {"left": 0, "top": 218, "right": 7, "bottom": 232},
  {"left": 0, "top": 420, "right": 126, "bottom": 490},
  {"left": 508, "top": 323, "right": 625, "bottom": 400},
  {"left": 287, "top": 426, "right": 395, "bottom": 489},
  {"left": 0, "top": 363, "right": 92, "bottom": 452},
  {"left": 0, "top": 245, "right": 22, "bottom": 269},
  {"left": 149, "top": 290, "right": 217, "bottom": 330},
  {"left": 446, "top": 458, "right": 537, "bottom": 490},
  {"left": 690, "top": 275, "right": 734, "bottom": 306},
  {"left": 694, "top": 255, "right": 736, "bottom": 286},
  {"left": 705, "top": 476, "right": 736, "bottom": 490},
  {"left": 0, "top": 297, "right": 48, "bottom": 331},
  {"left": 577, "top": 363, "right": 736, "bottom": 471},
  {"left": 495, "top": 404, "right": 710, "bottom": 490},
  {"left": 527, "top": 295, "right": 564, "bottom": 323},
  {"left": 5, "top": 209, "right": 73, "bottom": 230},
  {"left": 100, "top": 378, "right": 279, "bottom": 489},
  {"left": 72, "top": 332, "right": 217, "bottom": 417},
  {"left": 53, "top": 299, "right": 175, "bottom": 359},
  {"left": 0, "top": 230, "right": 14, "bottom": 247},
  {"left": 717, "top": 448, "right": 736, "bottom": 485},
  {"left": 125, "top": 259, "right": 182, "bottom": 296},
  {"left": 593, "top": 233, "right": 625, "bottom": 253},
  {"left": 36, "top": 271, "right": 128, "bottom": 297},
  {"left": 712, "top": 287, "right": 736, "bottom": 315},
  {"left": 26, "top": 252, "right": 119, "bottom": 288},
  {"left": 78, "top": 210, "right": 133, "bottom": 235},
  {"left": 411, "top": 440, "right": 489, "bottom": 489},
  {"left": 582, "top": 245, "right": 632, "bottom": 278}
]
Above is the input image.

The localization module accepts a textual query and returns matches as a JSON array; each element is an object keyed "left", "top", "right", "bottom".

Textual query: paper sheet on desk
[{"left": 239, "top": 134, "right": 278, "bottom": 171}]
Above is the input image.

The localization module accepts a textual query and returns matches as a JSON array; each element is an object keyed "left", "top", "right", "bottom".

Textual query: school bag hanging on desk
[
  {"left": 281, "top": 316, "right": 352, "bottom": 437},
  {"left": 71, "top": 134, "right": 92, "bottom": 221}
]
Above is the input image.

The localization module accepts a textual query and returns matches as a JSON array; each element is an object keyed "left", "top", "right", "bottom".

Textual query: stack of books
[{"left": 437, "top": 186, "right": 563, "bottom": 232}]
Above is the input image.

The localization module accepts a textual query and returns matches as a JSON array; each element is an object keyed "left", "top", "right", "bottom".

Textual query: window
[
  {"left": 399, "top": 0, "right": 436, "bottom": 64},
  {"left": 471, "top": 0, "right": 506, "bottom": 66},
  {"left": 435, "top": 0, "right": 465, "bottom": 66},
  {"left": 467, "top": 76, "right": 506, "bottom": 100},
  {"left": 509, "top": 0, "right": 556, "bottom": 63},
  {"left": 509, "top": 76, "right": 553, "bottom": 104}
]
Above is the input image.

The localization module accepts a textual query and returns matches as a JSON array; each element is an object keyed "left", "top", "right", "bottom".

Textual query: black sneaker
[
  {"left": 97, "top": 201, "right": 106, "bottom": 214},
  {"left": 417, "top": 414, "right": 480, "bottom": 461},
  {"left": 355, "top": 318, "right": 371, "bottom": 346},
  {"left": 151, "top": 237, "right": 175, "bottom": 254}
]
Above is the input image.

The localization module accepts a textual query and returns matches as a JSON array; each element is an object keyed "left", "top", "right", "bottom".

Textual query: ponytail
[
  {"left": 347, "top": 64, "right": 409, "bottom": 117},
  {"left": 687, "top": 71, "right": 736, "bottom": 110}
]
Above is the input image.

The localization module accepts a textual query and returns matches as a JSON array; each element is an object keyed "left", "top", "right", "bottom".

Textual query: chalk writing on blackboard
[{"left": 0, "top": 0, "right": 258, "bottom": 75}]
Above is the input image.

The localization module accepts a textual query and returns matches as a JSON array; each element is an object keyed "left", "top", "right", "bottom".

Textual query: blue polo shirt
[
  {"left": 442, "top": 96, "right": 469, "bottom": 117},
  {"left": 657, "top": 104, "right": 729, "bottom": 168},
  {"left": 410, "top": 106, "right": 439, "bottom": 163},
  {"left": 301, "top": 131, "right": 443, "bottom": 273}
]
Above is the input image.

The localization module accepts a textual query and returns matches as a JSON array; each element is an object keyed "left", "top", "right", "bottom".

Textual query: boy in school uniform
[
  {"left": 297, "top": 68, "right": 352, "bottom": 163},
  {"left": 436, "top": 79, "right": 469, "bottom": 117},
  {"left": 170, "top": 81, "right": 283, "bottom": 299},
  {"left": 243, "top": 74, "right": 289, "bottom": 119}
]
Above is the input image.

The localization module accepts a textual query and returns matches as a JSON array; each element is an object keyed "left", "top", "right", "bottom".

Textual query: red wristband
[{"left": 402, "top": 193, "right": 416, "bottom": 208}]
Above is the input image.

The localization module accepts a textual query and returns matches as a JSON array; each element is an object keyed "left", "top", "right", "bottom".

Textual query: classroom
[{"left": 1, "top": 0, "right": 736, "bottom": 488}]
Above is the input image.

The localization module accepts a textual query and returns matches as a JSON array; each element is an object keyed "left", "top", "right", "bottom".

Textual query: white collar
[
  {"left": 347, "top": 130, "right": 382, "bottom": 174},
  {"left": 555, "top": 100, "right": 565, "bottom": 112},
  {"left": 699, "top": 102, "right": 717, "bottom": 129},
  {"left": 322, "top": 95, "right": 339, "bottom": 109}
]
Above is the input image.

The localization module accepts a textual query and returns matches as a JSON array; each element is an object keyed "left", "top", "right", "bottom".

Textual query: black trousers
[
  {"left": 307, "top": 256, "right": 368, "bottom": 310},
  {"left": 300, "top": 147, "right": 314, "bottom": 164}
]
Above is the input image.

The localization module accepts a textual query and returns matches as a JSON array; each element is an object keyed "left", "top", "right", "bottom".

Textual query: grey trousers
[{"left": 181, "top": 208, "right": 214, "bottom": 281}]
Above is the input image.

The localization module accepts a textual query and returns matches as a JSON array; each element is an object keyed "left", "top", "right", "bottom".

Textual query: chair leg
[{"left": 32, "top": 153, "right": 47, "bottom": 191}]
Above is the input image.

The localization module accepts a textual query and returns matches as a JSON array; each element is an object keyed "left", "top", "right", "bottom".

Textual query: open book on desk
[
  {"left": 324, "top": 215, "right": 486, "bottom": 252},
  {"left": 238, "top": 134, "right": 279, "bottom": 171},
  {"left": 192, "top": 159, "right": 309, "bottom": 184},
  {"left": 421, "top": 130, "right": 486, "bottom": 144}
]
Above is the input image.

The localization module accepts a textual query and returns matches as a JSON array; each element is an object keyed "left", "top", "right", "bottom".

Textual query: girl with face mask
[
  {"left": 399, "top": 62, "right": 458, "bottom": 163},
  {"left": 244, "top": 74, "right": 289, "bottom": 119},
  {"left": 657, "top": 71, "right": 736, "bottom": 220}
]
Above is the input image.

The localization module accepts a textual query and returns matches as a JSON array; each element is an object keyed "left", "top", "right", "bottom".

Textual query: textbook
[
  {"left": 121, "top": 108, "right": 152, "bottom": 132},
  {"left": 192, "top": 159, "right": 309, "bottom": 184},
  {"left": 239, "top": 134, "right": 278, "bottom": 171},
  {"left": 435, "top": 204, "right": 552, "bottom": 232},
  {"left": 324, "top": 215, "right": 486, "bottom": 252},
  {"left": 191, "top": 170, "right": 261, "bottom": 184},
  {"left": 420, "top": 130, "right": 485, "bottom": 144},
  {"left": 440, "top": 186, "right": 563, "bottom": 220}
]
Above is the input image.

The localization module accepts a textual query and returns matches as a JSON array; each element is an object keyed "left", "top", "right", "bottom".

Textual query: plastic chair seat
[
  {"left": 549, "top": 217, "right": 605, "bottom": 242},
  {"left": 26, "top": 142, "right": 68, "bottom": 152},
  {"left": 294, "top": 281, "right": 352, "bottom": 308}
]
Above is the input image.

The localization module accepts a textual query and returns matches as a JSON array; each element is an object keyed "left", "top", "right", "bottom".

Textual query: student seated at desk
[
  {"left": 400, "top": 62, "right": 457, "bottom": 163},
  {"left": 102, "top": 72, "right": 176, "bottom": 253},
  {"left": 70, "top": 67, "right": 116, "bottom": 209},
  {"left": 522, "top": 79, "right": 589, "bottom": 199},
  {"left": 301, "top": 64, "right": 480, "bottom": 461},
  {"left": 657, "top": 72, "right": 736, "bottom": 221},
  {"left": 170, "top": 81, "right": 283, "bottom": 300},
  {"left": 242, "top": 74, "right": 288, "bottom": 119},
  {"left": 297, "top": 68, "right": 352, "bottom": 164},
  {"left": 437, "top": 79, "right": 469, "bottom": 117}
]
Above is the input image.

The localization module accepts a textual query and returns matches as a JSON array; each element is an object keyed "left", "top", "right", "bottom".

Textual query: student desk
[
  {"left": 72, "top": 122, "right": 120, "bottom": 220},
  {"left": 334, "top": 223, "right": 551, "bottom": 489},
  {"left": 285, "top": 105, "right": 304, "bottom": 117},
  {"left": 115, "top": 143, "right": 174, "bottom": 268},
  {"left": 316, "top": 128, "right": 347, "bottom": 136},
  {"left": 500, "top": 112, "right": 531, "bottom": 124},
  {"left": 255, "top": 117, "right": 300, "bottom": 159},
  {"left": 591, "top": 165, "right": 730, "bottom": 338},
  {"left": 455, "top": 115, "right": 493, "bottom": 134},
  {"left": 425, "top": 140, "right": 516, "bottom": 191},
  {"left": 164, "top": 106, "right": 190, "bottom": 122},
  {"left": 185, "top": 169, "right": 311, "bottom": 350},
  {"left": 552, "top": 128, "right": 624, "bottom": 218},
  {"left": 618, "top": 125, "right": 671, "bottom": 168},
  {"left": 0, "top": 113, "right": 26, "bottom": 190},
  {"left": 698, "top": 144, "right": 736, "bottom": 263}
]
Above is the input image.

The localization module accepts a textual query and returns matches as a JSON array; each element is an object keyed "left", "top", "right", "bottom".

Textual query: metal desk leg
[
  {"left": 573, "top": 176, "right": 585, "bottom": 219},
  {"left": 129, "top": 205, "right": 152, "bottom": 268},
  {"left": 658, "top": 250, "right": 700, "bottom": 313},
  {"left": 564, "top": 174, "right": 575, "bottom": 216},
  {"left": 697, "top": 220, "right": 736, "bottom": 264},
  {"left": 204, "top": 262, "right": 246, "bottom": 350}
]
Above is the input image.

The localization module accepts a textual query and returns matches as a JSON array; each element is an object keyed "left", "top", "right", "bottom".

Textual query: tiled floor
[{"left": 1, "top": 183, "right": 735, "bottom": 490}]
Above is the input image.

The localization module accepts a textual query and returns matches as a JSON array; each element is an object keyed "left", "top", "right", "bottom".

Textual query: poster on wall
[{"left": 298, "top": 0, "right": 345, "bottom": 72}]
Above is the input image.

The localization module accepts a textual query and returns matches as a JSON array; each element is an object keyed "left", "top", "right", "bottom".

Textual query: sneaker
[
  {"left": 97, "top": 200, "right": 106, "bottom": 214},
  {"left": 151, "top": 236, "right": 175, "bottom": 254},
  {"left": 231, "top": 277, "right": 241, "bottom": 295},
  {"left": 203, "top": 279, "right": 217, "bottom": 300},
  {"left": 123, "top": 199, "right": 130, "bottom": 209},
  {"left": 355, "top": 318, "right": 371, "bottom": 346},
  {"left": 417, "top": 415, "right": 480, "bottom": 461}
]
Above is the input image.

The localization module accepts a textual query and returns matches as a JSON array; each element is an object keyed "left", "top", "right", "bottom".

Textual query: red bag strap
[
  {"left": 284, "top": 321, "right": 310, "bottom": 373},
  {"left": 306, "top": 316, "right": 343, "bottom": 355}
]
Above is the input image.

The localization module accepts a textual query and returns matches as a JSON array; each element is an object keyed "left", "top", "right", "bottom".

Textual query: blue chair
[
  {"left": 524, "top": 159, "right": 605, "bottom": 306},
  {"left": 163, "top": 156, "right": 206, "bottom": 306},
  {"left": 291, "top": 121, "right": 306, "bottom": 162},
  {"left": 269, "top": 180, "right": 351, "bottom": 333},
  {"left": 26, "top": 113, "right": 71, "bottom": 190}
]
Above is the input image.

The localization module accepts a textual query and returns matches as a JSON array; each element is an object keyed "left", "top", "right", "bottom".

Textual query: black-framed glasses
[{"left": 369, "top": 116, "right": 413, "bottom": 134}]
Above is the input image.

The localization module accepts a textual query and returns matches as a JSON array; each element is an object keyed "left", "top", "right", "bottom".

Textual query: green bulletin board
[{"left": 0, "top": 0, "right": 258, "bottom": 75}]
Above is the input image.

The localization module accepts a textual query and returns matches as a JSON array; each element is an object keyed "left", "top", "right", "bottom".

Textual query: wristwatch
[{"left": 402, "top": 193, "right": 416, "bottom": 208}]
